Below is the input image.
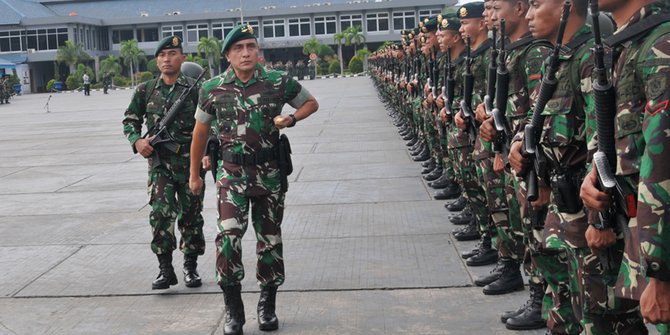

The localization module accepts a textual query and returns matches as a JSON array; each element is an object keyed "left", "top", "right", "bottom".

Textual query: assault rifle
[
  {"left": 492, "top": 20, "right": 512, "bottom": 164},
  {"left": 459, "top": 36, "right": 478, "bottom": 145},
  {"left": 521, "top": 0, "right": 571, "bottom": 202},
  {"left": 143, "top": 67, "right": 208, "bottom": 168},
  {"left": 589, "top": 0, "right": 635, "bottom": 272}
]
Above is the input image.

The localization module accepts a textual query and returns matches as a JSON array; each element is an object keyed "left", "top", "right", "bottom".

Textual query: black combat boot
[
  {"left": 222, "top": 284, "right": 245, "bottom": 335},
  {"left": 152, "top": 253, "right": 178, "bottom": 290},
  {"left": 505, "top": 282, "right": 546, "bottom": 330},
  {"left": 461, "top": 240, "right": 481, "bottom": 259},
  {"left": 421, "top": 160, "right": 436, "bottom": 174},
  {"left": 423, "top": 167, "right": 443, "bottom": 181},
  {"left": 451, "top": 207, "right": 474, "bottom": 225},
  {"left": 406, "top": 137, "right": 419, "bottom": 147},
  {"left": 257, "top": 285, "right": 279, "bottom": 331},
  {"left": 474, "top": 260, "right": 506, "bottom": 286},
  {"left": 453, "top": 220, "right": 480, "bottom": 241},
  {"left": 183, "top": 254, "right": 202, "bottom": 288},
  {"left": 434, "top": 182, "right": 461, "bottom": 200},
  {"left": 446, "top": 196, "right": 467, "bottom": 212},
  {"left": 421, "top": 159, "right": 434, "bottom": 168},
  {"left": 428, "top": 173, "right": 449, "bottom": 188},
  {"left": 483, "top": 259, "right": 524, "bottom": 295},
  {"left": 466, "top": 236, "right": 498, "bottom": 266}
]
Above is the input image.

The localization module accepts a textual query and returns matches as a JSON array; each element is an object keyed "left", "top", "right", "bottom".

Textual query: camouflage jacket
[
  {"left": 471, "top": 38, "right": 493, "bottom": 160},
  {"left": 607, "top": 3, "right": 670, "bottom": 282},
  {"left": 448, "top": 50, "right": 471, "bottom": 149},
  {"left": 122, "top": 73, "right": 198, "bottom": 159},
  {"left": 195, "top": 63, "right": 310, "bottom": 192}
]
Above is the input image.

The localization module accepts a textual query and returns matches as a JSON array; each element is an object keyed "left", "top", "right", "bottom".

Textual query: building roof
[{"left": 0, "top": 0, "right": 57, "bottom": 25}]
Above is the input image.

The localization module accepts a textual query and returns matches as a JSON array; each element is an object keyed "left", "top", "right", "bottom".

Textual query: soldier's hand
[
  {"left": 407, "top": 83, "right": 414, "bottom": 94},
  {"left": 493, "top": 153, "right": 504, "bottom": 175},
  {"left": 641, "top": 278, "right": 670, "bottom": 324},
  {"left": 439, "top": 107, "right": 448, "bottom": 123},
  {"left": 479, "top": 118, "right": 496, "bottom": 142},
  {"left": 273, "top": 115, "right": 294, "bottom": 129},
  {"left": 580, "top": 168, "right": 612, "bottom": 212},
  {"left": 455, "top": 111, "right": 467, "bottom": 130},
  {"left": 134, "top": 138, "right": 154, "bottom": 158},
  {"left": 509, "top": 141, "right": 528, "bottom": 175},
  {"left": 202, "top": 156, "right": 212, "bottom": 171},
  {"left": 426, "top": 92, "right": 434, "bottom": 104},
  {"left": 423, "top": 83, "right": 430, "bottom": 95},
  {"left": 530, "top": 183, "right": 551, "bottom": 209},
  {"left": 189, "top": 176, "right": 204, "bottom": 196},
  {"left": 436, "top": 95, "right": 445, "bottom": 109},
  {"left": 585, "top": 225, "right": 616, "bottom": 250},
  {"left": 422, "top": 100, "right": 430, "bottom": 109},
  {"left": 475, "top": 102, "right": 488, "bottom": 123}
]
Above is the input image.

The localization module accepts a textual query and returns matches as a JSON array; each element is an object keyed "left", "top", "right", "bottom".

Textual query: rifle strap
[
  {"left": 605, "top": 13, "right": 670, "bottom": 47},
  {"left": 506, "top": 35, "right": 535, "bottom": 51},
  {"left": 472, "top": 38, "right": 493, "bottom": 59}
]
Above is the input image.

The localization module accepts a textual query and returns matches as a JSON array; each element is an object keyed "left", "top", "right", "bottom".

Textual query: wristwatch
[{"left": 287, "top": 114, "right": 297, "bottom": 128}]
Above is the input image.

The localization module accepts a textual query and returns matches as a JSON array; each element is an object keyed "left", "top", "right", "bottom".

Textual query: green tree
[
  {"left": 348, "top": 56, "right": 363, "bottom": 74},
  {"left": 344, "top": 26, "right": 366, "bottom": 52},
  {"left": 197, "top": 36, "right": 222, "bottom": 76},
  {"left": 186, "top": 54, "right": 208, "bottom": 68},
  {"left": 303, "top": 37, "right": 322, "bottom": 76},
  {"left": 100, "top": 55, "right": 122, "bottom": 76},
  {"left": 333, "top": 31, "right": 347, "bottom": 74},
  {"left": 56, "top": 40, "right": 90, "bottom": 74},
  {"left": 147, "top": 58, "right": 159, "bottom": 76},
  {"left": 120, "top": 39, "right": 146, "bottom": 87}
]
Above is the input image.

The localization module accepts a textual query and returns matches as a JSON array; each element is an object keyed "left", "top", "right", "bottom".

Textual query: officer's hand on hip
[
  {"left": 508, "top": 141, "right": 528, "bottom": 176},
  {"left": 189, "top": 176, "right": 204, "bottom": 195},
  {"left": 580, "top": 168, "right": 612, "bottom": 212},
  {"left": 273, "top": 115, "right": 293, "bottom": 129},
  {"left": 134, "top": 138, "right": 154, "bottom": 158}
]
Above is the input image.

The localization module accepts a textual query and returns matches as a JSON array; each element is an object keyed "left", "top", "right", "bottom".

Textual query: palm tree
[
  {"left": 56, "top": 40, "right": 90, "bottom": 74},
  {"left": 333, "top": 31, "right": 346, "bottom": 75},
  {"left": 197, "top": 36, "right": 222, "bottom": 77},
  {"left": 100, "top": 55, "right": 122, "bottom": 76},
  {"left": 302, "top": 37, "right": 321, "bottom": 76},
  {"left": 344, "top": 26, "right": 366, "bottom": 52},
  {"left": 120, "top": 39, "right": 146, "bottom": 87}
]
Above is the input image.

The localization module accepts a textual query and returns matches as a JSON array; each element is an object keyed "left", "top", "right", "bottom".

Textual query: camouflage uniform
[
  {"left": 447, "top": 51, "right": 468, "bottom": 186},
  {"left": 534, "top": 25, "right": 645, "bottom": 334},
  {"left": 122, "top": 74, "right": 206, "bottom": 258},
  {"left": 195, "top": 63, "right": 311, "bottom": 288},
  {"left": 587, "top": 3, "right": 670, "bottom": 333}
]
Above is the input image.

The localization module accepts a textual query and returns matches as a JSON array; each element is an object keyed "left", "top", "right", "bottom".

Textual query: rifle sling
[{"left": 605, "top": 13, "right": 670, "bottom": 47}]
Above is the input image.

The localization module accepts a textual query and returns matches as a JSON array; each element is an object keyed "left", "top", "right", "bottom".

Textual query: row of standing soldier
[{"left": 370, "top": 0, "right": 670, "bottom": 333}]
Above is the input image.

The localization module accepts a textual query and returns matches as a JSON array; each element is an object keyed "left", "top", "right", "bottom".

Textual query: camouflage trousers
[
  {"left": 148, "top": 161, "right": 206, "bottom": 256},
  {"left": 423, "top": 108, "right": 441, "bottom": 164},
  {"left": 215, "top": 187, "right": 286, "bottom": 288},
  {"left": 454, "top": 145, "right": 488, "bottom": 230},
  {"left": 473, "top": 156, "right": 496, "bottom": 239}
]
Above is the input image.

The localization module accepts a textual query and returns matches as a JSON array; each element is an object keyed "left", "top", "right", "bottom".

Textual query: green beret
[
  {"left": 155, "top": 35, "right": 183, "bottom": 57},
  {"left": 420, "top": 16, "right": 438, "bottom": 33},
  {"left": 222, "top": 23, "right": 258, "bottom": 53},
  {"left": 458, "top": 2, "right": 485, "bottom": 19},
  {"left": 439, "top": 14, "right": 461, "bottom": 32}
]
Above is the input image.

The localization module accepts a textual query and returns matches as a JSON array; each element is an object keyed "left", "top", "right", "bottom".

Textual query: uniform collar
[
  {"left": 559, "top": 24, "right": 592, "bottom": 59},
  {"left": 221, "top": 63, "right": 266, "bottom": 86},
  {"left": 615, "top": 2, "right": 663, "bottom": 34},
  {"left": 157, "top": 72, "right": 189, "bottom": 88}
]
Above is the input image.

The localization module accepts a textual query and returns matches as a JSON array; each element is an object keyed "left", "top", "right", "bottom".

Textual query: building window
[
  {"left": 340, "top": 14, "right": 362, "bottom": 31},
  {"left": 393, "top": 11, "right": 415, "bottom": 31},
  {"left": 0, "top": 31, "right": 22, "bottom": 52},
  {"left": 136, "top": 28, "right": 159, "bottom": 42},
  {"left": 212, "top": 22, "right": 234, "bottom": 40},
  {"left": 187, "top": 23, "right": 208, "bottom": 43},
  {"left": 262, "top": 19, "right": 285, "bottom": 38},
  {"left": 112, "top": 29, "right": 134, "bottom": 44},
  {"left": 1, "top": 27, "right": 67, "bottom": 52},
  {"left": 366, "top": 12, "right": 389, "bottom": 32},
  {"left": 314, "top": 16, "right": 336, "bottom": 35},
  {"left": 162, "top": 25, "right": 183, "bottom": 39},
  {"left": 288, "top": 17, "right": 310, "bottom": 37},
  {"left": 419, "top": 9, "right": 442, "bottom": 22}
]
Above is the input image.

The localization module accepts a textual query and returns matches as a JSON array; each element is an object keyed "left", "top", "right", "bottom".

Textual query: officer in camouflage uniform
[
  {"left": 510, "top": 0, "right": 647, "bottom": 333},
  {"left": 580, "top": 0, "right": 670, "bottom": 331},
  {"left": 188, "top": 24, "right": 319, "bottom": 335},
  {"left": 0, "top": 75, "right": 10, "bottom": 104},
  {"left": 122, "top": 35, "right": 206, "bottom": 291}
]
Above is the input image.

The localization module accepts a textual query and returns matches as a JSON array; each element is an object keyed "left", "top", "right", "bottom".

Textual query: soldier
[
  {"left": 103, "top": 72, "right": 111, "bottom": 94},
  {"left": 0, "top": 76, "right": 5, "bottom": 104},
  {"left": 122, "top": 35, "right": 206, "bottom": 291},
  {"left": 188, "top": 24, "right": 319, "bottom": 335},
  {"left": 509, "top": 0, "right": 647, "bottom": 333},
  {"left": 579, "top": 0, "right": 670, "bottom": 330}
]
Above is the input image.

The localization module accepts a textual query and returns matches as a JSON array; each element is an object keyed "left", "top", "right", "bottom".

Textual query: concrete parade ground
[{"left": 0, "top": 77, "right": 656, "bottom": 335}]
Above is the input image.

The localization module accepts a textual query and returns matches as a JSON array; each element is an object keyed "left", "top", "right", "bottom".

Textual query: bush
[
  {"left": 113, "top": 75, "right": 131, "bottom": 87},
  {"left": 65, "top": 74, "right": 81, "bottom": 90},
  {"left": 348, "top": 56, "right": 363, "bottom": 74},
  {"left": 46, "top": 79, "right": 56, "bottom": 92},
  {"left": 147, "top": 59, "right": 159, "bottom": 76},
  {"left": 138, "top": 71, "right": 154, "bottom": 83},
  {"left": 91, "top": 83, "right": 103, "bottom": 89},
  {"left": 328, "top": 61, "right": 340, "bottom": 74}
]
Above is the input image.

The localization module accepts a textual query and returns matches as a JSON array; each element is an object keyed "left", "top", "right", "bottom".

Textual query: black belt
[{"left": 221, "top": 148, "right": 278, "bottom": 166}]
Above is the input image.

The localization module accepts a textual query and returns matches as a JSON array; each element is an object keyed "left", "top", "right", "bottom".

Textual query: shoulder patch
[
  {"left": 527, "top": 58, "right": 543, "bottom": 76},
  {"left": 646, "top": 73, "right": 667, "bottom": 100},
  {"left": 645, "top": 99, "right": 669, "bottom": 116}
]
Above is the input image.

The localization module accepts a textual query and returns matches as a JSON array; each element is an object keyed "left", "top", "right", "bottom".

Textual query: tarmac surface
[{"left": 0, "top": 77, "right": 654, "bottom": 335}]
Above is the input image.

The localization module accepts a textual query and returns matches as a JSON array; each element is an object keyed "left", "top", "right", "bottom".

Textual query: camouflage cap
[
  {"left": 222, "top": 23, "right": 258, "bottom": 53},
  {"left": 438, "top": 13, "right": 461, "bottom": 32},
  {"left": 154, "top": 35, "right": 183, "bottom": 57},
  {"left": 421, "top": 16, "right": 438, "bottom": 33},
  {"left": 458, "top": 2, "right": 485, "bottom": 19}
]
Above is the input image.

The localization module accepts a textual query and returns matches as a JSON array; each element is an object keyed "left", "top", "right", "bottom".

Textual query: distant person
[
  {"left": 122, "top": 35, "right": 206, "bottom": 290},
  {"left": 82, "top": 73, "right": 90, "bottom": 96},
  {"left": 103, "top": 72, "right": 112, "bottom": 94},
  {"left": 188, "top": 24, "right": 318, "bottom": 335}
]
